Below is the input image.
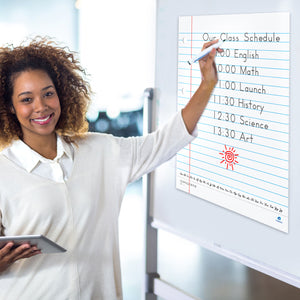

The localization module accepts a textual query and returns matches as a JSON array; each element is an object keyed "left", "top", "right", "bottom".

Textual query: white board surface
[{"left": 176, "top": 13, "right": 289, "bottom": 232}]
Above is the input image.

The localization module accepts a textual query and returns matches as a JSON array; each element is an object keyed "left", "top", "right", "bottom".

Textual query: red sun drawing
[{"left": 219, "top": 145, "right": 239, "bottom": 170}]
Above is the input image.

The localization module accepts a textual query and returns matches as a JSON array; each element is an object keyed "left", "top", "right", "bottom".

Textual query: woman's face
[{"left": 11, "top": 69, "right": 61, "bottom": 143}]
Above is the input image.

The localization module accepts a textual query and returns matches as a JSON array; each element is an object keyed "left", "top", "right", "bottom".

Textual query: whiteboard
[
  {"left": 152, "top": 0, "right": 300, "bottom": 288},
  {"left": 176, "top": 12, "right": 289, "bottom": 233}
]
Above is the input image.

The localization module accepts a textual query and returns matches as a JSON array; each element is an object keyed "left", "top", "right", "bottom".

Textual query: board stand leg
[{"left": 142, "top": 88, "right": 160, "bottom": 300}]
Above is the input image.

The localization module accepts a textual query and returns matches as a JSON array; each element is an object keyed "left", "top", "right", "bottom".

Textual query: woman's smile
[{"left": 31, "top": 112, "right": 55, "bottom": 125}]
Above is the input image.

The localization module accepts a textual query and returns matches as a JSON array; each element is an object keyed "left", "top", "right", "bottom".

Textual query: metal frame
[{"left": 143, "top": 88, "right": 159, "bottom": 300}]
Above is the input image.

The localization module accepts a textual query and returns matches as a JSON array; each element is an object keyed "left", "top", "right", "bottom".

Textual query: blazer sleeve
[{"left": 124, "top": 110, "right": 197, "bottom": 183}]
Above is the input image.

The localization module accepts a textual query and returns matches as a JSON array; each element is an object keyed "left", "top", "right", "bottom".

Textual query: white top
[
  {"left": 0, "top": 112, "right": 196, "bottom": 300},
  {"left": 1, "top": 135, "right": 74, "bottom": 183}
]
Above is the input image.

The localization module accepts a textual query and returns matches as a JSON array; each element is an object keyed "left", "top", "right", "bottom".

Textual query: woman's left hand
[
  {"left": 182, "top": 39, "right": 223, "bottom": 134},
  {"left": 198, "top": 39, "right": 223, "bottom": 91}
]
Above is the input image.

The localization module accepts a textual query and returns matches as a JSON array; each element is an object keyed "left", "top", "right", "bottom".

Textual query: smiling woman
[{"left": 0, "top": 36, "right": 220, "bottom": 299}]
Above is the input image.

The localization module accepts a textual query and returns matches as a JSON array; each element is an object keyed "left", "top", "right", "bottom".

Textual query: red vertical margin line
[{"left": 188, "top": 16, "right": 193, "bottom": 194}]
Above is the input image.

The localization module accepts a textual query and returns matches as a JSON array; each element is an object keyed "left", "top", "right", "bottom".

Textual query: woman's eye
[
  {"left": 45, "top": 91, "right": 54, "bottom": 97},
  {"left": 21, "top": 98, "right": 32, "bottom": 103}
]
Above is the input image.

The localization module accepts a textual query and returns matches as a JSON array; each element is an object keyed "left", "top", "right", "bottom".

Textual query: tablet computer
[{"left": 0, "top": 235, "right": 66, "bottom": 253}]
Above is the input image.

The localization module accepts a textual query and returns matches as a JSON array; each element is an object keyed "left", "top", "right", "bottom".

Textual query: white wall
[
  {"left": 0, "top": 0, "right": 78, "bottom": 50},
  {"left": 77, "top": 0, "right": 156, "bottom": 119}
]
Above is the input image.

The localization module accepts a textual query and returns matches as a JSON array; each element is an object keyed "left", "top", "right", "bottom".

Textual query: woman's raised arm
[{"left": 182, "top": 40, "right": 222, "bottom": 134}]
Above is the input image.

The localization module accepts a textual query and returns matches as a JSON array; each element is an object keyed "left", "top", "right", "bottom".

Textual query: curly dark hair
[{"left": 0, "top": 37, "right": 91, "bottom": 148}]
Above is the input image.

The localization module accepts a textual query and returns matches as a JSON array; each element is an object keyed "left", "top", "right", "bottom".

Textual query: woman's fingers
[
  {"left": 13, "top": 246, "right": 41, "bottom": 261},
  {"left": 1, "top": 243, "right": 40, "bottom": 264},
  {"left": 202, "top": 39, "right": 224, "bottom": 56},
  {"left": 0, "top": 243, "right": 41, "bottom": 273},
  {"left": 202, "top": 39, "right": 219, "bottom": 50},
  {"left": 0, "top": 242, "right": 14, "bottom": 259}
]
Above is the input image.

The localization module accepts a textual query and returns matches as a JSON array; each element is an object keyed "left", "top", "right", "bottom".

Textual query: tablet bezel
[{"left": 0, "top": 235, "right": 66, "bottom": 253}]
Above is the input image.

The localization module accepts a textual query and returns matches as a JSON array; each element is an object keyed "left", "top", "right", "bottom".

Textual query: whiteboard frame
[
  {"left": 150, "top": 0, "right": 300, "bottom": 295},
  {"left": 151, "top": 220, "right": 300, "bottom": 288}
]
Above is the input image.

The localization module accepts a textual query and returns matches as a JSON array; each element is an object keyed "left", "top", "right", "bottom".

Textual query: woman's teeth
[
  {"left": 33, "top": 115, "right": 51, "bottom": 122},
  {"left": 31, "top": 113, "right": 53, "bottom": 124}
]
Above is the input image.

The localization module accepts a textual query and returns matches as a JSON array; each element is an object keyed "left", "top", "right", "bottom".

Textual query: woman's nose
[{"left": 34, "top": 97, "right": 48, "bottom": 112}]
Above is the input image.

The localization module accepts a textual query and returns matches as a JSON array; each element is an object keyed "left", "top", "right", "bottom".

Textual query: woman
[{"left": 0, "top": 37, "right": 221, "bottom": 299}]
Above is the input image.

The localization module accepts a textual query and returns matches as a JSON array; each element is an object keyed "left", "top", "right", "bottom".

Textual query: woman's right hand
[{"left": 0, "top": 242, "right": 41, "bottom": 273}]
